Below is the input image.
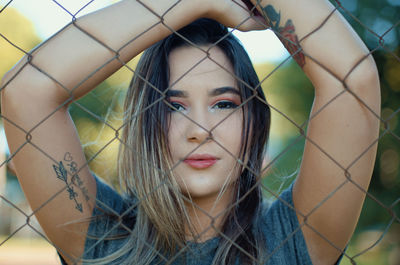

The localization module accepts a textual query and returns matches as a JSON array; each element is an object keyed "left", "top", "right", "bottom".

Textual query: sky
[{"left": 6, "top": 0, "right": 289, "bottom": 63}]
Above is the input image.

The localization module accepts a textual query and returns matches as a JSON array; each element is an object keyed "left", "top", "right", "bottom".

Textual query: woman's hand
[{"left": 204, "top": 0, "right": 267, "bottom": 31}]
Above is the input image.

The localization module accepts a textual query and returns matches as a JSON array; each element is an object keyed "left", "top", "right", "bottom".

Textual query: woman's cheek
[
  {"left": 215, "top": 113, "right": 242, "bottom": 151},
  {"left": 168, "top": 117, "right": 183, "bottom": 156}
]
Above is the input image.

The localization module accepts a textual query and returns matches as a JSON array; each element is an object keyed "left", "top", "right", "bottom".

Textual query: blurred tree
[{"left": 333, "top": 0, "right": 399, "bottom": 51}]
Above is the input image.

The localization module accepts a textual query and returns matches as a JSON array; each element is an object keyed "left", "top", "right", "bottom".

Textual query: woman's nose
[{"left": 185, "top": 111, "right": 212, "bottom": 143}]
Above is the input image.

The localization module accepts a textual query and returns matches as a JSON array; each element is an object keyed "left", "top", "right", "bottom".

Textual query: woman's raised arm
[
  {"left": 0, "top": 1, "right": 260, "bottom": 263},
  {"left": 251, "top": 0, "right": 381, "bottom": 264}
]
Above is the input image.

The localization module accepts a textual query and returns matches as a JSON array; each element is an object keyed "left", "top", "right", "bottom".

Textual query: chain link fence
[{"left": 0, "top": 0, "right": 399, "bottom": 264}]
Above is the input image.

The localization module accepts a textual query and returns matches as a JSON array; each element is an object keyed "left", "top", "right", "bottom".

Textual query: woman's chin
[{"left": 177, "top": 179, "right": 234, "bottom": 203}]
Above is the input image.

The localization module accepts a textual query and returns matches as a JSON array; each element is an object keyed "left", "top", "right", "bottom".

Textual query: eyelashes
[
  {"left": 168, "top": 102, "right": 186, "bottom": 112},
  {"left": 212, "top": 101, "right": 239, "bottom": 110},
  {"left": 167, "top": 100, "right": 240, "bottom": 113}
]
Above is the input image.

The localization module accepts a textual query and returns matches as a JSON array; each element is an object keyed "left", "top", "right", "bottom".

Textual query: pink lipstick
[{"left": 183, "top": 154, "right": 218, "bottom": 169}]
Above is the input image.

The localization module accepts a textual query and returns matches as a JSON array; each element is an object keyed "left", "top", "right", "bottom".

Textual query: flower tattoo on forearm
[{"left": 262, "top": 5, "right": 306, "bottom": 68}]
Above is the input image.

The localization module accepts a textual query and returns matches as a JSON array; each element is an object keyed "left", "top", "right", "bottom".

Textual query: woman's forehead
[{"left": 168, "top": 45, "right": 235, "bottom": 84}]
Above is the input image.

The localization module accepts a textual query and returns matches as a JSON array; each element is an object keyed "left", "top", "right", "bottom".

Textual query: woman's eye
[
  {"left": 213, "top": 101, "right": 239, "bottom": 110},
  {"left": 168, "top": 102, "right": 185, "bottom": 112}
]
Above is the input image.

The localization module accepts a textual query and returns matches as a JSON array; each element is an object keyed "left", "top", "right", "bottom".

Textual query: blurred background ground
[{"left": 0, "top": 237, "right": 60, "bottom": 265}]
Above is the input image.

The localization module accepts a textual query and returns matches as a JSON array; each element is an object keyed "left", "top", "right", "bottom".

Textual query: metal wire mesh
[{"left": 0, "top": 0, "right": 399, "bottom": 264}]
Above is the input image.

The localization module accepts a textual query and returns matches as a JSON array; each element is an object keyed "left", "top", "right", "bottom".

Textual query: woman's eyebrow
[
  {"left": 209, "top": 86, "right": 240, "bottom": 97},
  {"left": 165, "top": 86, "right": 240, "bottom": 98},
  {"left": 165, "top": 90, "right": 188, "bottom": 98}
]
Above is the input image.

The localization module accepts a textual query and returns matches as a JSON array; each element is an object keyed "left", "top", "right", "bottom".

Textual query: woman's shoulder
[
  {"left": 258, "top": 184, "right": 296, "bottom": 222},
  {"left": 90, "top": 174, "right": 137, "bottom": 225},
  {"left": 82, "top": 175, "right": 137, "bottom": 257}
]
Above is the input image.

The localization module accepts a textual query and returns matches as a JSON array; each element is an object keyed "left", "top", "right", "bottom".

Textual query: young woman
[{"left": 1, "top": 0, "right": 380, "bottom": 264}]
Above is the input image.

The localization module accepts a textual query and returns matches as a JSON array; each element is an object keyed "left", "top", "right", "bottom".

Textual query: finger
[{"left": 230, "top": 0, "right": 267, "bottom": 31}]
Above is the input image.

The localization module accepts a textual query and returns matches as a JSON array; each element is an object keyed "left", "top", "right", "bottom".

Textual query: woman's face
[{"left": 167, "top": 45, "right": 243, "bottom": 201}]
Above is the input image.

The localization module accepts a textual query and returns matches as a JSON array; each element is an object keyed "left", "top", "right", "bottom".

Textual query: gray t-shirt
[{"left": 59, "top": 176, "right": 342, "bottom": 264}]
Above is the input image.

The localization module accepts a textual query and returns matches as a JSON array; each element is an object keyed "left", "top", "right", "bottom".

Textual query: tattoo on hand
[
  {"left": 262, "top": 5, "right": 306, "bottom": 68},
  {"left": 52, "top": 152, "right": 90, "bottom": 213}
]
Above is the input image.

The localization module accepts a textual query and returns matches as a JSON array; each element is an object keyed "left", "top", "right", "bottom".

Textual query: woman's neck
[{"left": 183, "top": 185, "right": 235, "bottom": 242}]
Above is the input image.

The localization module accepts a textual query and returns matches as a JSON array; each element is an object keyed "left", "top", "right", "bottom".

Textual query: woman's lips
[{"left": 183, "top": 154, "right": 218, "bottom": 169}]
